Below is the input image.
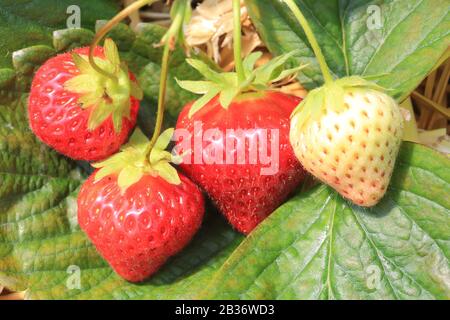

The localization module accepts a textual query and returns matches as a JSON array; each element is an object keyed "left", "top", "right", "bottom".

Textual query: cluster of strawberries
[{"left": 28, "top": 23, "right": 402, "bottom": 283}]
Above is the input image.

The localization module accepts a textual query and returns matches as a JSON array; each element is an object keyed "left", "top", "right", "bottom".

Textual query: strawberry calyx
[
  {"left": 176, "top": 50, "right": 306, "bottom": 118},
  {"left": 290, "top": 76, "right": 387, "bottom": 131},
  {"left": 92, "top": 128, "right": 181, "bottom": 193},
  {"left": 64, "top": 38, "right": 143, "bottom": 133}
]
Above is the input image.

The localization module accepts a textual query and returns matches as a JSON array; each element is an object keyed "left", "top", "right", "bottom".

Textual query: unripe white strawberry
[{"left": 290, "top": 77, "right": 404, "bottom": 207}]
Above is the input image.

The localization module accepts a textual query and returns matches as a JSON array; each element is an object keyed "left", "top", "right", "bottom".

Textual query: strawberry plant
[{"left": 0, "top": 0, "right": 449, "bottom": 300}]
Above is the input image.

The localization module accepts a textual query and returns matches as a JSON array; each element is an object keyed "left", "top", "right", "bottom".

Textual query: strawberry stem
[
  {"left": 144, "top": 0, "right": 190, "bottom": 157},
  {"left": 283, "top": 0, "right": 334, "bottom": 85},
  {"left": 233, "top": 0, "right": 245, "bottom": 85},
  {"left": 144, "top": 40, "right": 171, "bottom": 157},
  {"left": 89, "top": 0, "right": 159, "bottom": 81}
]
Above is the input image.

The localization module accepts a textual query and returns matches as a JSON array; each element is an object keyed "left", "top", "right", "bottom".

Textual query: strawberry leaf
[
  {"left": 201, "top": 143, "right": 450, "bottom": 299},
  {"left": 246, "top": 0, "right": 450, "bottom": 100},
  {"left": 0, "top": 21, "right": 242, "bottom": 299},
  {"left": 0, "top": 0, "right": 119, "bottom": 68}
]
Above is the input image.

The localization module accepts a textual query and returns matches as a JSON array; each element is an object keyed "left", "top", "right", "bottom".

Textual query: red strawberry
[
  {"left": 78, "top": 171, "right": 204, "bottom": 282},
  {"left": 77, "top": 129, "right": 205, "bottom": 282},
  {"left": 175, "top": 91, "right": 306, "bottom": 234},
  {"left": 174, "top": 53, "right": 307, "bottom": 234},
  {"left": 28, "top": 39, "right": 142, "bottom": 161}
]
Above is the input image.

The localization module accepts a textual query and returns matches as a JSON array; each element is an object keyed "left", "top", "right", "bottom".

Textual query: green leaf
[
  {"left": 77, "top": 89, "right": 103, "bottom": 108},
  {"left": 0, "top": 0, "right": 119, "bottom": 68},
  {"left": 0, "top": 68, "right": 85, "bottom": 290},
  {"left": 112, "top": 109, "right": 123, "bottom": 133},
  {"left": 12, "top": 45, "right": 56, "bottom": 75},
  {"left": 2, "top": 191, "right": 241, "bottom": 300},
  {"left": 53, "top": 28, "right": 95, "bottom": 52},
  {"left": 149, "top": 149, "right": 172, "bottom": 165},
  {"left": 1, "top": 5, "right": 449, "bottom": 300},
  {"left": 245, "top": 0, "right": 450, "bottom": 100},
  {"left": 0, "top": 69, "right": 241, "bottom": 297},
  {"left": 130, "top": 81, "right": 144, "bottom": 100},
  {"left": 201, "top": 142, "right": 450, "bottom": 300},
  {"left": 0, "top": 20, "right": 242, "bottom": 299}
]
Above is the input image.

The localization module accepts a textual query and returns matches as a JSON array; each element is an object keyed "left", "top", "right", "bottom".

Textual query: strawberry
[
  {"left": 175, "top": 53, "right": 307, "bottom": 234},
  {"left": 281, "top": 0, "right": 404, "bottom": 206},
  {"left": 290, "top": 77, "right": 404, "bottom": 206},
  {"left": 28, "top": 39, "right": 143, "bottom": 161},
  {"left": 77, "top": 129, "right": 205, "bottom": 282}
]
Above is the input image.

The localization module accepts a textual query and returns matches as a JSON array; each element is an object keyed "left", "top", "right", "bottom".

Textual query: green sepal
[
  {"left": 89, "top": 101, "right": 111, "bottom": 131},
  {"left": 175, "top": 80, "right": 212, "bottom": 94},
  {"left": 335, "top": 76, "right": 387, "bottom": 91},
  {"left": 149, "top": 128, "right": 174, "bottom": 164},
  {"left": 178, "top": 50, "right": 307, "bottom": 118},
  {"left": 104, "top": 38, "right": 120, "bottom": 70},
  {"left": 243, "top": 52, "right": 263, "bottom": 75},
  {"left": 71, "top": 52, "right": 94, "bottom": 74},
  {"left": 290, "top": 76, "right": 389, "bottom": 131},
  {"left": 185, "top": 59, "right": 225, "bottom": 83},
  {"left": 63, "top": 38, "right": 143, "bottom": 133},
  {"left": 93, "top": 128, "right": 182, "bottom": 193},
  {"left": 64, "top": 73, "right": 98, "bottom": 94},
  {"left": 152, "top": 161, "right": 181, "bottom": 185},
  {"left": 77, "top": 88, "right": 103, "bottom": 107},
  {"left": 117, "top": 165, "right": 143, "bottom": 192},
  {"left": 154, "top": 127, "right": 174, "bottom": 150},
  {"left": 251, "top": 50, "right": 303, "bottom": 86},
  {"left": 184, "top": 86, "right": 220, "bottom": 118}
]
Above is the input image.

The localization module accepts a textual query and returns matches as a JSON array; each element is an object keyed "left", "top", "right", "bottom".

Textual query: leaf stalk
[
  {"left": 89, "top": 0, "right": 159, "bottom": 81},
  {"left": 283, "top": 0, "right": 334, "bottom": 84},
  {"left": 144, "top": 0, "right": 190, "bottom": 157},
  {"left": 233, "top": 0, "right": 246, "bottom": 85}
]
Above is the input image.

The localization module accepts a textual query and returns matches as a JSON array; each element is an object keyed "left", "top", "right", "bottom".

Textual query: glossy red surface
[
  {"left": 28, "top": 46, "right": 139, "bottom": 161},
  {"left": 78, "top": 172, "right": 205, "bottom": 282},
  {"left": 176, "top": 91, "right": 306, "bottom": 234}
]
